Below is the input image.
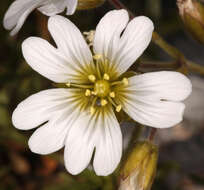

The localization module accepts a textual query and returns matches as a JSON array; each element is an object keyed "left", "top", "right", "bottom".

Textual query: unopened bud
[
  {"left": 77, "top": 0, "right": 106, "bottom": 10},
  {"left": 177, "top": 0, "right": 204, "bottom": 44},
  {"left": 119, "top": 141, "right": 158, "bottom": 190}
]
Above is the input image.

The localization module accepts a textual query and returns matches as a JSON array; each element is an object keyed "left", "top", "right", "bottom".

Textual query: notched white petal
[
  {"left": 12, "top": 88, "right": 78, "bottom": 130},
  {"left": 3, "top": 0, "right": 42, "bottom": 35},
  {"left": 93, "top": 10, "right": 154, "bottom": 76},
  {"left": 28, "top": 105, "right": 80, "bottom": 155},
  {"left": 114, "top": 16, "right": 154, "bottom": 75},
  {"left": 38, "top": 0, "right": 77, "bottom": 16},
  {"left": 64, "top": 111, "right": 96, "bottom": 175},
  {"left": 64, "top": 0, "right": 78, "bottom": 15},
  {"left": 28, "top": 120, "right": 68, "bottom": 155},
  {"left": 127, "top": 71, "right": 192, "bottom": 101},
  {"left": 48, "top": 15, "right": 93, "bottom": 73},
  {"left": 93, "top": 9, "right": 129, "bottom": 68},
  {"left": 122, "top": 97, "right": 186, "bottom": 128},
  {"left": 119, "top": 71, "right": 192, "bottom": 128},
  {"left": 93, "top": 107, "right": 122, "bottom": 176},
  {"left": 22, "top": 37, "right": 86, "bottom": 83},
  {"left": 64, "top": 107, "right": 122, "bottom": 176},
  {"left": 4, "top": 0, "right": 77, "bottom": 35}
]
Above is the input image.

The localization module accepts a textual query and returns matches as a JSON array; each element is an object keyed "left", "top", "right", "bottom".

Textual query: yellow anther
[
  {"left": 116, "top": 105, "right": 122, "bottom": 112},
  {"left": 122, "top": 78, "right": 129, "bottom": 85},
  {"left": 93, "top": 54, "right": 102, "bottom": 60},
  {"left": 85, "top": 89, "right": 91, "bottom": 96},
  {"left": 101, "top": 99, "right": 108, "bottom": 106},
  {"left": 88, "top": 75, "right": 96, "bottom": 82},
  {"left": 90, "top": 107, "right": 95, "bottom": 115},
  {"left": 66, "top": 82, "right": 71, "bottom": 87},
  {"left": 91, "top": 91, "right": 97, "bottom": 95},
  {"left": 103, "top": 73, "right": 110, "bottom": 80},
  {"left": 109, "top": 92, "right": 115, "bottom": 98}
]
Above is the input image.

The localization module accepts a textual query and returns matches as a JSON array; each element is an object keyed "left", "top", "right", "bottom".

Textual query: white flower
[
  {"left": 3, "top": 0, "right": 77, "bottom": 36},
  {"left": 12, "top": 10, "right": 192, "bottom": 176}
]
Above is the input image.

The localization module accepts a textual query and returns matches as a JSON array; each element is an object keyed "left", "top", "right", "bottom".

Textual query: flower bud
[
  {"left": 77, "top": 0, "right": 106, "bottom": 10},
  {"left": 177, "top": 0, "right": 204, "bottom": 44},
  {"left": 119, "top": 141, "right": 158, "bottom": 190}
]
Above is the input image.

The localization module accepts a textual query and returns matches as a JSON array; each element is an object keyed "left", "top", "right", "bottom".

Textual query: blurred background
[{"left": 0, "top": 0, "right": 204, "bottom": 189}]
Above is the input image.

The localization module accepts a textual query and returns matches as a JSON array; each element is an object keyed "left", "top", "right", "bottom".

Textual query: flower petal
[
  {"left": 64, "top": 106, "right": 122, "bottom": 176},
  {"left": 28, "top": 106, "right": 79, "bottom": 155},
  {"left": 48, "top": 15, "right": 93, "bottom": 75},
  {"left": 126, "top": 71, "right": 192, "bottom": 101},
  {"left": 22, "top": 37, "right": 88, "bottom": 83},
  {"left": 122, "top": 97, "right": 185, "bottom": 128},
  {"left": 3, "top": 0, "right": 44, "bottom": 35},
  {"left": 93, "top": 107, "right": 122, "bottom": 176},
  {"left": 64, "top": 0, "right": 78, "bottom": 15},
  {"left": 118, "top": 71, "right": 192, "bottom": 128},
  {"left": 64, "top": 111, "right": 95, "bottom": 175},
  {"left": 93, "top": 9, "right": 129, "bottom": 68},
  {"left": 114, "top": 16, "right": 154, "bottom": 75},
  {"left": 38, "top": 0, "right": 66, "bottom": 16},
  {"left": 12, "top": 88, "right": 79, "bottom": 130},
  {"left": 38, "top": 0, "right": 77, "bottom": 16}
]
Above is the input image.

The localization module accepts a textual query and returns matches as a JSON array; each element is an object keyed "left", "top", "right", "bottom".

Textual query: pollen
[
  {"left": 85, "top": 89, "right": 91, "bottom": 96},
  {"left": 88, "top": 74, "right": 96, "bottom": 82},
  {"left": 116, "top": 105, "right": 122, "bottom": 112},
  {"left": 109, "top": 92, "right": 115, "bottom": 98},
  {"left": 91, "top": 91, "right": 97, "bottom": 95},
  {"left": 101, "top": 99, "right": 108, "bottom": 106},
  {"left": 103, "top": 73, "right": 110, "bottom": 80},
  {"left": 66, "top": 82, "right": 71, "bottom": 87},
  {"left": 122, "top": 78, "right": 129, "bottom": 86}
]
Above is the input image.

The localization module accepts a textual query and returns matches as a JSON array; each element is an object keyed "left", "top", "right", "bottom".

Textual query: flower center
[
  {"left": 94, "top": 80, "right": 110, "bottom": 98},
  {"left": 65, "top": 54, "right": 129, "bottom": 115}
]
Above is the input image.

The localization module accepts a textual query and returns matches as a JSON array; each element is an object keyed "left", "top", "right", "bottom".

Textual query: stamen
[
  {"left": 101, "top": 99, "right": 108, "bottom": 106},
  {"left": 66, "top": 82, "right": 71, "bottom": 87},
  {"left": 90, "top": 107, "right": 95, "bottom": 115},
  {"left": 93, "top": 54, "right": 102, "bottom": 60},
  {"left": 90, "top": 97, "right": 98, "bottom": 114},
  {"left": 66, "top": 83, "right": 93, "bottom": 89},
  {"left": 116, "top": 105, "right": 122, "bottom": 112},
  {"left": 91, "top": 91, "right": 97, "bottom": 95},
  {"left": 111, "top": 78, "right": 129, "bottom": 86},
  {"left": 88, "top": 75, "right": 96, "bottom": 82},
  {"left": 96, "top": 60, "right": 102, "bottom": 79},
  {"left": 109, "top": 92, "right": 115, "bottom": 98},
  {"left": 108, "top": 97, "right": 122, "bottom": 112},
  {"left": 104, "top": 58, "right": 109, "bottom": 73},
  {"left": 122, "top": 78, "right": 129, "bottom": 85},
  {"left": 103, "top": 73, "right": 110, "bottom": 80},
  {"left": 85, "top": 89, "right": 91, "bottom": 96}
]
